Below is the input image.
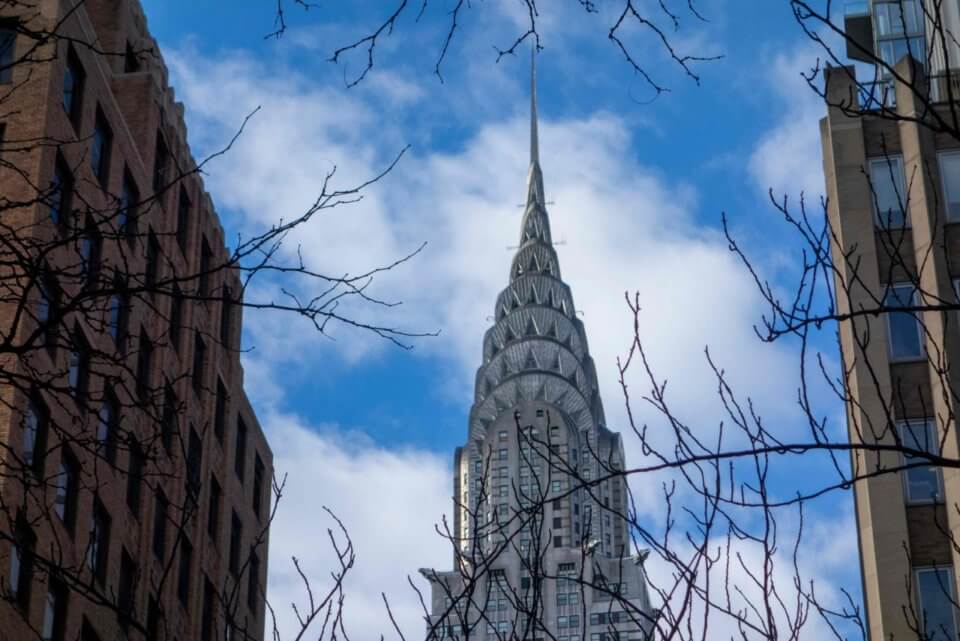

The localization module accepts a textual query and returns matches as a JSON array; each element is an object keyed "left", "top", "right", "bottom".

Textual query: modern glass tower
[{"left": 419, "top": 55, "right": 653, "bottom": 641}]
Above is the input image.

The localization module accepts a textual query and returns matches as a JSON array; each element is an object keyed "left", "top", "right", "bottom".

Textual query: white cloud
[
  {"left": 263, "top": 411, "right": 451, "bottom": 639},
  {"left": 748, "top": 43, "right": 828, "bottom": 200}
]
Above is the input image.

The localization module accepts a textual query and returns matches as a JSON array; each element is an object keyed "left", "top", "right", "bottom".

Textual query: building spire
[
  {"left": 530, "top": 44, "right": 539, "bottom": 167},
  {"left": 526, "top": 45, "right": 545, "bottom": 208}
]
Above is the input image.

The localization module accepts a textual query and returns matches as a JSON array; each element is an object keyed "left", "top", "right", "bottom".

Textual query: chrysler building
[{"left": 419, "top": 54, "right": 654, "bottom": 641}]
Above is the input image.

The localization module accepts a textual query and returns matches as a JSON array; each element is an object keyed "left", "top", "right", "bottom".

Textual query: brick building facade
[{"left": 0, "top": 1, "right": 272, "bottom": 640}]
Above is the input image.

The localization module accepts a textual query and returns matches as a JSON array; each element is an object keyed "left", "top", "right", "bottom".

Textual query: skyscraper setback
[
  {"left": 419, "top": 56, "right": 654, "bottom": 641},
  {"left": 0, "top": 1, "right": 272, "bottom": 640}
]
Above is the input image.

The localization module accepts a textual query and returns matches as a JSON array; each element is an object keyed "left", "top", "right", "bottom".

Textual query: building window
[
  {"left": 176, "top": 186, "right": 191, "bottom": 251},
  {"left": 62, "top": 47, "right": 85, "bottom": 128},
  {"left": 9, "top": 513, "right": 35, "bottom": 611},
  {"left": 161, "top": 384, "right": 176, "bottom": 453},
  {"left": 91, "top": 108, "right": 112, "bottom": 186},
  {"left": 201, "top": 577, "right": 216, "bottom": 641},
  {"left": 869, "top": 156, "right": 907, "bottom": 228},
  {"left": 187, "top": 426, "right": 203, "bottom": 499},
  {"left": 136, "top": 329, "right": 153, "bottom": 400},
  {"left": 106, "top": 293, "right": 128, "bottom": 350},
  {"left": 153, "top": 132, "right": 169, "bottom": 194},
  {"left": 0, "top": 22, "right": 15, "bottom": 84},
  {"left": 152, "top": 488, "right": 168, "bottom": 560},
  {"left": 247, "top": 551, "right": 260, "bottom": 614},
  {"left": 117, "top": 549, "right": 136, "bottom": 626},
  {"left": 119, "top": 169, "right": 139, "bottom": 239},
  {"left": 235, "top": 417, "right": 247, "bottom": 481},
  {"left": 89, "top": 498, "right": 111, "bottom": 585},
  {"left": 939, "top": 153, "right": 960, "bottom": 221},
  {"left": 192, "top": 331, "right": 206, "bottom": 395},
  {"left": 23, "top": 396, "right": 48, "bottom": 477},
  {"left": 214, "top": 378, "right": 227, "bottom": 443},
  {"left": 124, "top": 42, "right": 140, "bottom": 73},
  {"left": 884, "top": 283, "right": 924, "bottom": 360},
  {"left": 80, "top": 619, "right": 102, "bottom": 641},
  {"left": 229, "top": 510, "right": 242, "bottom": 577},
  {"left": 42, "top": 577, "right": 68, "bottom": 641},
  {"left": 50, "top": 155, "right": 73, "bottom": 228},
  {"left": 96, "top": 395, "right": 117, "bottom": 465},
  {"left": 177, "top": 537, "right": 192, "bottom": 606},
  {"left": 145, "top": 230, "right": 160, "bottom": 291},
  {"left": 166, "top": 282, "right": 182, "bottom": 353},
  {"left": 37, "top": 271, "right": 60, "bottom": 352},
  {"left": 916, "top": 566, "right": 959, "bottom": 641},
  {"left": 220, "top": 286, "right": 234, "bottom": 347},
  {"left": 79, "top": 220, "right": 102, "bottom": 287},
  {"left": 55, "top": 449, "right": 79, "bottom": 534},
  {"left": 899, "top": 419, "right": 944, "bottom": 503},
  {"left": 253, "top": 454, "right": 265, "bottom": 517},
  {"left": 126, "top": 439, "right": 143, "bottom": 517},
  {"left": 207, "top": 475, "right": 222, "bottom": 540}
]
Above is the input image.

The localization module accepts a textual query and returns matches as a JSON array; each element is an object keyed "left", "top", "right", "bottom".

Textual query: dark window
[
  {"left": 207, "top": 475, "right": 221, "bottom": 541},
  {"left": 201, "top": 577, "right": 216, "bottom": 641},
  {"left": 123, "top": 42, "right": 139, "bottom": 73},
  {"left": 187, "top": 426, "right": 202, "bottom": 499},
  {"left": 146, "top": 596, "right": 159, "bottom": 640},
  {"left": 50, "top": 155, "right": 73, "bottom": 227},
  {"left": 63, "top": 47, "right": 85, "bottom": 128},
  {"left": 553, "top": 517, "right": 561, "bottom": 528},
  {"left": 214, "top": 378, "right": 227, "bottom": 443},
  {"left": 0, "top": 23, "right": 15, "bottom": 84},
  {"left": 37, "top": 271, "right": 60, "bottom": 352},
  {"left": 192, "top": 331, "right": 206, "bottom": 395},
  {"left": 9, "top": 513, "right": 35, "bottom": 611},
  {"left": 23, "top": 395, "right": 48, "bottom": 477},
  {"left": 42, "top": 576, "right": 68, "bottom": 641},
  {"left": 198, "top": 237, "right": 212, "bottom": 299},
  {"left": 229, "top": 510, "right": 242, "bottom": 577},
  {"left": 89, "top": 498, "right": 111, "bottom": 585},
  {"left": 91, "top": 108, "right": 112, "bottom": 186},
  {"left": 126, "top": 439, "right": 143, "bottom": 517},
  {"left": 169, "top": 282, "right": 183, "bottom": 351},
  {"left": 177, "top": 537, "right": 192, "bottom": 606},
  {"left": 235, "top": 417, "right": 247, "bottom": 481},
  {"left": 145, "top": 229, "right": 160, "bottom": 291},
  {"left": 119, "top": 169, "right": 139, "bottom": 239},
  {"left": 80, "top": 618, "right": 102, "bottom": 641},
  {"left": 118, "top": 549, "right": 136, "bottom": 626},
  {"left": 152, "top": 132, "right": 168, "bottom": 194},
  {"left": 220, "top": 286, "right": 234, "bottom": 347},
  {"left": 253, "top": 454, "right": 264, "bottom": 518},
  {"left": 553, "top": 536, "right": 562, "bottom": 548},
  {"left": 176, "top": 186, "right": 190, "bottom": 251},
  {"left": 106, "top": 293, "right": 128, "bottom": 351},
  {"left": 68, "top": 327, "right": 90, "bottom": 404},
  {"left": 136, "top": 329, "right": 153, "bottom": 400},
  {"left": 161, "top": 385, "right": 176, "bottom": 454},
  {"left": 152, "top": 488, "right": 168, "bottom": 560},
  {"left": 247, "top": 551, "right": 260, "bottom": 614},
  {"left": 79, "top": 219, "right": 102, "bottom": 286},
  {"left": 96, "top": 395, "right": 118, "bottom": 465}
]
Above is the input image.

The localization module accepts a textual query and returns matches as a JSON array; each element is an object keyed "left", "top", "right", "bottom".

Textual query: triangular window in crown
[
  {"left": 490, "top": 341, "right": 500, "bottom": 357},
  {"left": 504, "top": 324, "right": 516, "bottom": 342},
  {"left": 548, "top": 288, "right": 558, "bottom": 309},
  {"left": 498, "top": 305, "right": 507, "bottom": 321},
  {"left": 484, "top": 378, "right": 494, "bottom": 395},
  {"left": 524, "top": 349, "right": 539, "bottom": 370},
  {"left": 546, "top": 320, "right": 559, "bottom": 339},
  {"left": 511, "top": 289, "right": 522, "bottom": 310},
  {"left": 500, "top": 357, "right": 510, "bottom": 378},
  {"left": 527, "top": 285, "right": 539, "bottom": 305},
  {"left": 560, "top": 299, "right": 569, "bottom": 316},
  {"left": 543, "top": 260, "right": 553, "bottom": 275},
  {"left": 494, "top": 395, "right": 509, "bottom": 413},
  {"left": 525, "top": 317, "right": 539, "bottom": 337},
  {"left": 515, "top": 263, "right": 524, "bottom": 278},
  {"left": 551, "top": 351, "right": 563, "bottom": 373},
  {"left": 535, "top": 384, "right": 547, "bottom": 401},
  {"left": 528, "top": 253, "right": 540, "bottom": 272}
]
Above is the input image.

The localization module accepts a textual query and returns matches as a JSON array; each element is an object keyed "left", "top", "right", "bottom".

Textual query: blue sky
[{"left": 139, "top": 1, "right": 856, "bottom": 638}]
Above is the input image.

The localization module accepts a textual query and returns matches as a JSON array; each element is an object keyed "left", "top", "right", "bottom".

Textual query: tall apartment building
[
  {"left": 0, "top": 1, "right": 272, "bottom": 640},
  {"left": 824, "top": 1, "right": 960, "bottom": 639},
  {"left": 419, "top": 58, "right": 654, "bottom": 641}
]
